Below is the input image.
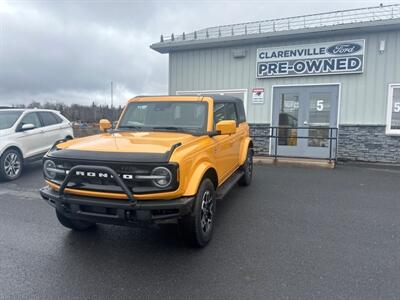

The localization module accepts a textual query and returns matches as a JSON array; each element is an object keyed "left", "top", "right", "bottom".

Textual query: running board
[{"left": 215, "top": 170, "right": 244, "bottom": 200}]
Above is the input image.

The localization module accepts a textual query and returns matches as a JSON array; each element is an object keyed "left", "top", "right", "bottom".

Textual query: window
[
  {"left": 0, "top": 111, "right": 22, "bottom": 130},
  {"left": 19, "top": 113, "right": 41, "bottom": 129},
  {"left": 53, "top": 113, "right": 64, "bottom": 123},
  {"left": 119, "top": 101, "right": 208, "bottom": 133},
  {"left": 386, "top": 84, "right": 400, "bottom": 135},
  {"left": 39, "top": 112, "right": 60, "bottom": 126},
  {"left": 235, "top": 103, "right": 246, "bottom": 123},
  {"left": 213, "top": 102, "right": 238, "bottom": 126}
]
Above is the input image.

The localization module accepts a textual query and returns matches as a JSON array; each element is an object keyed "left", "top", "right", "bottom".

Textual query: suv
[
  {"left": 0, "top": 109, "right": 74, "bottom": 181},
  {"left": 40, "top": 96, "right": 253, "bottom": 247}
]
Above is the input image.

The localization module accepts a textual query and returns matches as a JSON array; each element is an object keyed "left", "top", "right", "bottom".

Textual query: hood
[
  {"left": 47, "top": 131, "right": 200, "bottom": 163},
  {"left": 60, "top": 131, "right": 198, "bottom": 153},
  {"left": 0, "top": 128, "right": 13, "bottom": 138}
]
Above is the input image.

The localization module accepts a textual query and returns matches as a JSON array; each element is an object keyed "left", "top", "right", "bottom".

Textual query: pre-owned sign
[{"left": 257, "top": 39, "right": 365, "bottom": 78}]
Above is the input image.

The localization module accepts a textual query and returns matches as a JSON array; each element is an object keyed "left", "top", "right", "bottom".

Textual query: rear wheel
[
  {"left": 238, "top": 147, "right": 253, "bottom": 186},
  {"left": 0, "top": 149, "right": 23, "bottom": 181},
  {"left": 56, "top": 209, "right": 96, "bottom": 231},
  {"left": 179, "top": 178, "right": 216, "bottom": 247}
]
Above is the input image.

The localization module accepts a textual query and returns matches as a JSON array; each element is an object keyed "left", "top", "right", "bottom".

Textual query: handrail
[
  {"left": 159, "top": 4, "right": 400, "bottom": 43},
  {"left": 251, "top": 126, "right": 339, "bottom": 163}
]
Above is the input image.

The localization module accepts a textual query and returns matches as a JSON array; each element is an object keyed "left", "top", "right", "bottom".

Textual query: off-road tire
[
  {"left": 0, "top": 149, "right": 23, "bottom": 181},
  {"left": 179, "top": 178, "right": 216, "bottom": 248},
  {"left": 56, "top": 209, "right": 96, "bottom": 231},
  {"left": 238, "top": 147, "right": 253, "bottom": 186}
]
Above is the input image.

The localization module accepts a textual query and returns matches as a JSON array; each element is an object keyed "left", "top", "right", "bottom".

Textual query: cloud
[
  {"left": 0, "top": 1, "right": 168, "bottom": 106},
  {"left": 1, "top": 0, "right": 398, "bottom": 106}
]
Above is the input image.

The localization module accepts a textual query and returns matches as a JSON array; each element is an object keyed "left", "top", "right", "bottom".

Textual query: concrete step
[{"left": 254, "top": 156, "right": 335, "bottom": 168}]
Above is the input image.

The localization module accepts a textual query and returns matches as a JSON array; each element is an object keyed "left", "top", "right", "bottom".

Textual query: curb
[{"left": 253, "top": 156, "right": 335, "bottom": 169}]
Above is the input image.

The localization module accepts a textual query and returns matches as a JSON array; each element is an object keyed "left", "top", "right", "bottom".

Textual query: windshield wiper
[
  {"left": 116, "top": 125, "right": 146, "bottom": 131},
  {"left": 151, "top": 126, "right": 200, "bottom": 135}
]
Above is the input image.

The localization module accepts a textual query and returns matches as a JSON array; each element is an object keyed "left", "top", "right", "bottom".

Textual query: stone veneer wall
[
  {"left": 337, "top": 125, "right": 400, "bottom": 163},
  {"left": 249, "top": 124, "right": 400, "bottom": 163}
]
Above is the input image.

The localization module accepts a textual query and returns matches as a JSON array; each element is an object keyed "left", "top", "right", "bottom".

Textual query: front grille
[{"left": 48, "top": 159, "right": 178, "bottom": 194}]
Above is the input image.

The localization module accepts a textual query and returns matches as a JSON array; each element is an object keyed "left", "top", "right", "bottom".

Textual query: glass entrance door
[{"left": 272, "top": 85, "right": 339, "bottom": 159}]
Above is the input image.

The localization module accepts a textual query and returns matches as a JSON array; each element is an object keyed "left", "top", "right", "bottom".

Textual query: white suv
[{"left": 0, "top": 109, "right": 74, "bottom": 181}]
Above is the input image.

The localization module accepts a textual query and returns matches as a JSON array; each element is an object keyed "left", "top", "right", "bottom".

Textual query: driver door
[
  {"left": 212, "top": 102, "right": 240, "bottom": 182},
  {"left": 15, "top": 112, "right": 44, "bottom": 158}
]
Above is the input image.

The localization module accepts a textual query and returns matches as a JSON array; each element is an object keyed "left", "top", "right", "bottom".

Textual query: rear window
[{"left": 39, "top": 112, "right": 61, "bottom": 126}]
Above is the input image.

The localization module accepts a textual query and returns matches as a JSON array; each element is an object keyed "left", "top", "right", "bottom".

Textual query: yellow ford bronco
[{"left": 40, "top": 95, "right": 253, "bottom": 247}]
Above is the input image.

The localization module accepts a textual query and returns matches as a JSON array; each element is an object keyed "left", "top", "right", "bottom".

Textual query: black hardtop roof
[
  {"left": 202, "top": 94, "right": 242, "bottom": 103},
  {"left": 134, "top": 94, "right": 243, "bottom": 103}
]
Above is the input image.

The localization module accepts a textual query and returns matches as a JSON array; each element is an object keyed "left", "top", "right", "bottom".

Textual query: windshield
[
  {"left": 0, "top": 111, "right": 23, "bottom": 130},
  {"left": 118, "top": 101, "right": 208, "bottom": 134}
]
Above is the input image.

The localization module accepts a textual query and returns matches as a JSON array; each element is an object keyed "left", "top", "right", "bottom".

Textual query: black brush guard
[{"left": 59, "top": 165, "right": 137, "bottom": 205}]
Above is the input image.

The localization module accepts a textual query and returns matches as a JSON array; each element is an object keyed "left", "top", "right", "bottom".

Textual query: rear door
[
  {"left": 38, "top": 111, "right": 65, "bottom": 150},
  {"left": 234, "top": 101, "right": 248, "bottom": 164}
]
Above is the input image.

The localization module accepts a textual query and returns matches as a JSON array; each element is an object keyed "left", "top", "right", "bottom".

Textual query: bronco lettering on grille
[{"left": 74, "top": 171, "right": 135, "bottom": 180}]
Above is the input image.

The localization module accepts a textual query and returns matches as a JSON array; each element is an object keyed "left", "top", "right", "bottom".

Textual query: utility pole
[
  {"left": 111, "top": 81, "right": 113, "bottom": 109},
  {"left": 93, "top": 100, "right": 97, "bottom": 123},
  {"left": 111, "top": 81, "right": 113, "bottom": 121}
]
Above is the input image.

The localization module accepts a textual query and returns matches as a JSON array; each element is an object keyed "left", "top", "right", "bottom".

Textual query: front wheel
[
  {"left": 238, "top": 147, "right": 253, "bottom": 186},
  {"left": 179, "top": 178, "right": 216, "bottom": 247},
  {"left": 56, "top": 210, "right": 96, "bottom": 231}
]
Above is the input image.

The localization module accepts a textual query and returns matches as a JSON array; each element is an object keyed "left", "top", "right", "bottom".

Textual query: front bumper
[{"left": 40, "top": 186, "right": 195, "bottom": 227}]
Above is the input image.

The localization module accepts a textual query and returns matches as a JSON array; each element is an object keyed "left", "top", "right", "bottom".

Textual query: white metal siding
[{"left": 169, "top": 30, "right": 400, "bottom": 125}]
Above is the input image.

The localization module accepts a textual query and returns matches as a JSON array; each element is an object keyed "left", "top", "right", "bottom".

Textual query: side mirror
[
  {"left": 21, "top": 123, "right": 35, "bottom": 131},
  {"left": 99, "top": 119, "right": 112, "bottom": 132},
  {"left": 216, "top": 120, "right": 236, "bottom": 135}
]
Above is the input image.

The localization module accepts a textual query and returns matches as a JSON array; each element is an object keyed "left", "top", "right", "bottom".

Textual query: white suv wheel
[{"left": 1, "top": 150, "right": 23, "bottom": 181}]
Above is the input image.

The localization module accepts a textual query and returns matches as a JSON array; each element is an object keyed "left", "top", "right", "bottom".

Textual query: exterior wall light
[
  {"left": 232, "top": 48, "right": 246, "bottom": 58},
  {"left": 379, "top": 40, "right": 385, "bottom": 53}
]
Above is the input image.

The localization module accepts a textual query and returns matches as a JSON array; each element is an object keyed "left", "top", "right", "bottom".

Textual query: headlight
[
  {"left": 43, "top": 160, "right": 57, "bottom": 179},
  {"left": 151, "top": 167, "right": 172, "bottom": 188}
]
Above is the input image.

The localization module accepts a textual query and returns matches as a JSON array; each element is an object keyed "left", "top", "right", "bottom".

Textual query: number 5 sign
[
  {"left": 316, "top": 100, "right": 324, "bottom": 111},
  {"left": 394, "top": 102, "right": 400, "bottom": 113}
]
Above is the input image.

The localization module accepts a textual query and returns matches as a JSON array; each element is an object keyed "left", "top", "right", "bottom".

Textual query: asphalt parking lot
[{"left": 1, "top": 163, "right": 400, "bottom": 299}]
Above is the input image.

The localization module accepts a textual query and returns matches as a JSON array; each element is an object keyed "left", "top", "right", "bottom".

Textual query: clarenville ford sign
[{"left": 257, "top": 39, "right": 365, "bottom": 78}]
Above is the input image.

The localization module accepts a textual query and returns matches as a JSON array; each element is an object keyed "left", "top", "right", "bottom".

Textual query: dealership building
[{"left": 151, "top": 4, "right": 400, "bottom": 163}]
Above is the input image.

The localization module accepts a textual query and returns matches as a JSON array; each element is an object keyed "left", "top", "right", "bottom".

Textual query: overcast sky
[{"left": 0, "top": 0, "right": 398, "bottom": 106}]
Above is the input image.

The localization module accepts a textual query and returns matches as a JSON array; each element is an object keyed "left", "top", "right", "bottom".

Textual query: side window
[
  {"left": 225, "top": 103, "right": 238, "bottom": 122},
  {"left": 214, "top": 103, "right": 225, "bottom": 125},
  {"left": 19, "top": 113, "right": 42, "bottom": 129},
  {"left": 39, "top": 112, "right": 59, "bottom": 126},
  {"left": 53, "top": 113, "right": 64, "bottom": 123},
  {"left": 235, "top": 103, "right": 246, "bottom": 123},
  {"left": 213, "top": 102, "right": 238, "bottom": 127}
]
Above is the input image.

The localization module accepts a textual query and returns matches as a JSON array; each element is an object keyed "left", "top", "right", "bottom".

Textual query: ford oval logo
[{"left": 327, "top": 43, "right": 361, "bottom": 55}]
